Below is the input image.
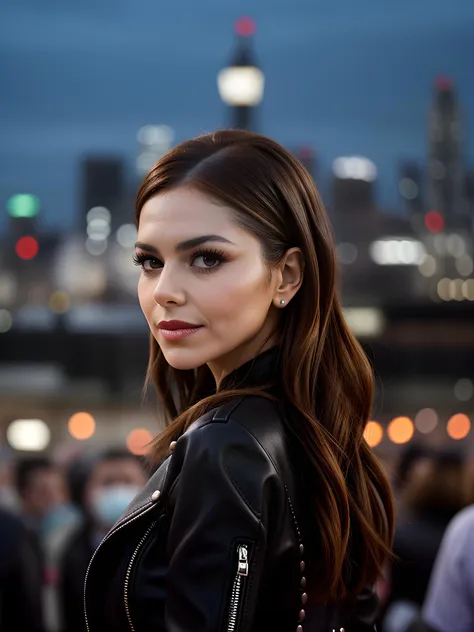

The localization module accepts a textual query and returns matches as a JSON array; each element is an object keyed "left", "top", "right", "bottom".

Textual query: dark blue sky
[{"left": 1, "top": 0, "right": 473, "bottom": 231}]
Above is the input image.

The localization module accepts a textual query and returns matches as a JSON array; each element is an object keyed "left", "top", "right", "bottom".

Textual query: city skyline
[{"left": 1, "top": 0, "right": 474, "bottom": 231}]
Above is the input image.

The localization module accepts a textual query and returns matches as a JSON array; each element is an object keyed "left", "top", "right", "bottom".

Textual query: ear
[{"left": 273, "top": 247, "right": 304, "bottom": 308}]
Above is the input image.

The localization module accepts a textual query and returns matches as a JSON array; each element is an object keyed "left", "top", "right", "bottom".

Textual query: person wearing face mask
[{"left": 58, "top": 449, "right": 147, "bottom": 632}]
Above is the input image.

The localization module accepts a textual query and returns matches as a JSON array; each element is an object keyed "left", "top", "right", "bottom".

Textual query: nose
[{"left": 152, "top": 264, "right": 186, "bottom": 307}]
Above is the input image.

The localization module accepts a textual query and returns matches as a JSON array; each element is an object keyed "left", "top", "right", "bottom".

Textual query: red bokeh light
[
  {"left": 425, "top": 211, "right": 444, "bottom": 233},
  {"left": 15, "top": 236, "right": 39, "bottom": 260},
  {"left": 298, "top": 145, "right": 314, "bottom": 160},
  {"left": 435, "top": 75, "right": 452, "bottom": 92},
  {"left": 235, "top": 16, "right": 255, "bottom": 37}
]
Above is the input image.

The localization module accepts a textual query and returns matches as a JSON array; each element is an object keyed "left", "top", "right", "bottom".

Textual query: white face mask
[{"left": 91, "top": 484, "right": 142, "bottom": 528}]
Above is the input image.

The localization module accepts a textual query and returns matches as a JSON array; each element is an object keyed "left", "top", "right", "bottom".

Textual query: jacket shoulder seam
[{"left": 227, "top": 397, "right": 285, "bottom": 482}]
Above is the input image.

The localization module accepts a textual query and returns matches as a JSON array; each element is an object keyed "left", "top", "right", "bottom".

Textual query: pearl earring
[{"left": 280, "top": 299, "right": 286, "bottom": 306}]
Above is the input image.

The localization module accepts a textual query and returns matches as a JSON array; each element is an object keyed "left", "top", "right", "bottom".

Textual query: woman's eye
[
  {"left": 144, "top": 258, "right": 162, "bottom": 271},
  {"left": 193, "top": 254, "right": 221, "bottom": 269}
]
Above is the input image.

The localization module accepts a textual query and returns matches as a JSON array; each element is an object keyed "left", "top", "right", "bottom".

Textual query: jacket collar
[
  {"left": 219, "top": 345, "right": 281, "bottom": 391},
  {"left": 109, "top": 347, "right": 281, "bottom": 532}
]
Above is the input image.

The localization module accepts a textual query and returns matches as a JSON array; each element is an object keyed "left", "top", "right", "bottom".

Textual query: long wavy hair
[{"left": 135, "top": 130, "right": 394, "bottom": 601}]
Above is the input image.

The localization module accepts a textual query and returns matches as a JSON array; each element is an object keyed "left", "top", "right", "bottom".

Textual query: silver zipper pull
[{"left": 237, "top": 545, "right": 249, "bottom": 576}]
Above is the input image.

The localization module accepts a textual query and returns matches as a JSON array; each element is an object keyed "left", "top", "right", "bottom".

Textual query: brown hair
[{"left": 135, "top": 130, "right": 394, "bottom": 601}]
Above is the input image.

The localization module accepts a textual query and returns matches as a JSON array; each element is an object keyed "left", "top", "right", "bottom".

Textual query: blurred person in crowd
[
  {"left": 375, "top": 444, "right": 429, "bottom": 621},
  {"left": 58, "top": 448, "right": 147, "bottom": 632},
  {"left": 15, "top": 456, "right": 68, "bottom": 534},
  {"left": 383, "top": 449, "right": 467, "bottom": 632},
  {"left": 14, "top": 457, "right": 73, "bottom": 631},
  {"left": 0, "top": 447, "right": 19, "bottom": 511},
  {"left": 84, "top": 131, "right": 394, "bottom": 632},
  {"left": 0, "top": 506, "right": 46, "bottom": 632},
  {"left": 392, "top": 444, "right": 428, "bottom": 503}
]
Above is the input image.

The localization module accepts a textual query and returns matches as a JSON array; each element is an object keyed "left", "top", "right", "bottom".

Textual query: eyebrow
[{"left": 135, "top": 235, "right": 235, "bottom": 254}]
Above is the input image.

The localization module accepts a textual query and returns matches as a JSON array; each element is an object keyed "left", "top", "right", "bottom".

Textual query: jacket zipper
[
  {"left": 83, "top": 501, "right": 156, "bottom": 632},
  {"left": 227, "top": 544, "right": 249, "bottom": 632},
  {"left": 124, "top": 520, "right": 157, "bottom": 631}
]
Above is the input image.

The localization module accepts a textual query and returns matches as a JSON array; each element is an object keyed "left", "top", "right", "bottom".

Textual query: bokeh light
[
  {"left": 418, "top": 255, "right": 437, "bottom": 277},
  {"left": 437, "top": 278, "right": 468, "bottom": 301},
  {"left": 0, "top": 309, "right": 13, "bottom": 334},
  {"left": 415, "top": 408, "right": 438, "bottom": 434},
  {"left": 0, "top": 273, "right": 18, "bottom": 306},
  {"left": 68, "top": 412, "right": 96, "bottom": 440},
  {"left": 425, "top": 211, "right": 444, "bottom": 233},
  {"left": 7, "top": 194, "right": 40, "bottom": 218},
  {"left": 87, "top": 218, "right": 111, "bottom": 241},
  {"left": 336, "top": 242, "right": 358, "bottom": 265},
  {"left": 15, "top": 236, "right": 39, "bottom": 260},
  {"left": 447, "top": 414, "right": 471, "bottom": 440},
  {"left": 116, "top": 224, "right": 138, "bottom": 248},
  {"left": 126, "top": 428, "right": 153, "bottom": 456},
  {"left": 7, "top": 419, "right": 51, "bottom": 451},
  {"left": 235, "top": 16, "right": 256, "bottom": 36},
  {"left": 399, "top": 178, "right": 419, "bottom": 200},
  {"left": 462, "top": 280, "right": 474, "bottom": 301},
  {"left": 387, "top": 416, "right": 415, "bottom": 444},
  {"left": 363, "top": 421, "right": 383, "bottom": 447},
  {"left": 446, "top": 234, "right": 465, "bottom": 257},
  {"left": 85, "top": 237, "right": 108, "bottom": 256},
  {"left": 455, "top": 254, "right": 473, "bottom": 277},
  {"left": 49, "top": 291, "right": 71, "bottom": 314},
  {"left": 86, "top": 206, "right": 111, "bottom": 223}
]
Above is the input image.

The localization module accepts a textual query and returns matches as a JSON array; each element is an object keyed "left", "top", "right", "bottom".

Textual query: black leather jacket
[{"left": 84, "top": 350, "right": 379, "bottom": 632}]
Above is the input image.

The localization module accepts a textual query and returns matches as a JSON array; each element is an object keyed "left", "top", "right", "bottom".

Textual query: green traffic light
[{"left": 7, "top": 194, "right": 40, "bottom": 218}]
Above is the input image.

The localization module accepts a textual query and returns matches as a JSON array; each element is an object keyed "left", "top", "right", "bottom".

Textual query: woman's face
[{"left": 136, "top": 187, "right": 283, "bottom": 379}]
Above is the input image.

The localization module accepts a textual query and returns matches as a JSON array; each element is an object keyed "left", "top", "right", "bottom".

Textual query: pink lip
[
  {"left": 157, "top": 320, "right": 203, "bottom": 341},
  {"left": 158, "top": 326, "right": 203, "bottom": 341}
]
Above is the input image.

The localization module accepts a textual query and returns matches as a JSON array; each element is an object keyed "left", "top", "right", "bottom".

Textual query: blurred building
[{"left": 427, "top": 76, "right": 464, "bottom": 225}]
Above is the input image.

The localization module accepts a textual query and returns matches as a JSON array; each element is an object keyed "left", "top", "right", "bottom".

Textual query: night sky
[{"left": 1, "top": 0, "right": 473, "bottom": 230}]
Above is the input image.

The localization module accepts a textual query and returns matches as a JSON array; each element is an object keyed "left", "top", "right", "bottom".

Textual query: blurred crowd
[
  {"left": 0, "top": 445, "right": 473, "bottom": 632},
  {"left": 0, "top": 449, "right": 147, "bottom": 632}
]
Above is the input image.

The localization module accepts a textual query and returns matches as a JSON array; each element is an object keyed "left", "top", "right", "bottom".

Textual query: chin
[{"left": 160, "top": 347, "right": 207, "bottom": 372}]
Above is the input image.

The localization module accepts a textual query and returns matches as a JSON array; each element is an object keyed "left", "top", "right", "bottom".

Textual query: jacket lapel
[{"left": 111, "top": 455, "right": 172, "bottom": 530}]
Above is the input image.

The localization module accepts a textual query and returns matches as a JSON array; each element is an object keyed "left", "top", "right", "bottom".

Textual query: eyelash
[{"left": 132, "top": 249, "right": 228, "bottom": 275}]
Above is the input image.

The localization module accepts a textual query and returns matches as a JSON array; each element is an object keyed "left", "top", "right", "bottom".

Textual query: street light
[{"left": 217, "top": 17, "right": 265, "bottom": 130}]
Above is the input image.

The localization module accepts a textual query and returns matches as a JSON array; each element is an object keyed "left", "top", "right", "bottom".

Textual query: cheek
[{"left": 199, "top": 263, "right": 272, "bottom": 323}]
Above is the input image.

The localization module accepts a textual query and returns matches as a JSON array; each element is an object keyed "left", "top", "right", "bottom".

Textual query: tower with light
[{"left": 217, "top": 17, "right": 265, "bottom": 130}]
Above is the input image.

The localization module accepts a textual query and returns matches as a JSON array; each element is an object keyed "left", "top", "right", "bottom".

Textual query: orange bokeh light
[
  {"left": 387, "top": 416, "right": 414, "bottom": 444},
  {"left": 447, "top": 414, "right": 471, "bottom": 440},
  {"left": 68, "top": 412, "right": 96, "bottom": 440},
  {"left": 126, "top": 428, "right": 153, "bottom": 456},
  {"left": 363, "top": 421, "right": 383, "bottom": 448}
]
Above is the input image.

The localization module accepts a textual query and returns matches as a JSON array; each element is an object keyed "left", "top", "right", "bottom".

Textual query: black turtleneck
[{"left": 218, "top": 345, "right": 282, "bottom": 392}]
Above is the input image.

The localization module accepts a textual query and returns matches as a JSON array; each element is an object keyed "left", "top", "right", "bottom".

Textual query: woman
[{"left": 84, "top": 130, "right": 394, "bottom": 632}]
